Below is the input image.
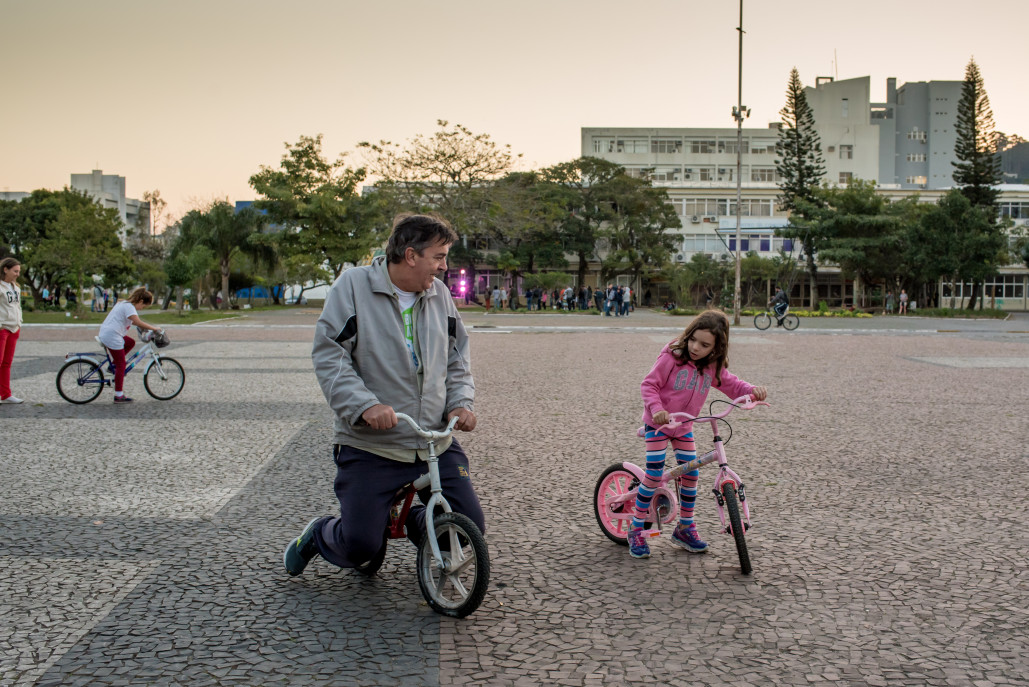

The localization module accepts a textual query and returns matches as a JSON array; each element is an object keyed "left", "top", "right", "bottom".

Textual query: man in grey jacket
[{"left": 284, "top": 213, "right": 485, "bottom": 575}]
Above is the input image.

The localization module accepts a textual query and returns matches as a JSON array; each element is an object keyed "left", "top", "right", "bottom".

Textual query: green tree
[
  {"left": 953, "top": 58, "right": 1002, "bottom": 212},
  {"left": 776, "top": 68, "right": 826, "bottom": 294},
  {"left": 540, "top": 157, "right": 624, "bottom": 287},
  {"left": 165, "top": 243, "right": 214, "bottom": 314},
  {"left": 359, "top": 120, "right": 519, "bottom": 236},
  {"left": 601, "top": 174, "right": 681, "bottom": 288},
  {"left": 0, "top": 188, "right": 98, "bottom": 302},
  {"left": 33, "top": 202, "right": 132, "bottom": 313},
  {"left": 177, "top": 202, "right": 271, "bottom": 310},
  {"left": 250, "top": 134, "right": 387, "bottom": 279}
]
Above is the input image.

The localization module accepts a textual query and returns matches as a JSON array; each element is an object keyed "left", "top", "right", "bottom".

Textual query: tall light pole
[{"left": 731, "top": 0, "right": 750, "bottom": 325}]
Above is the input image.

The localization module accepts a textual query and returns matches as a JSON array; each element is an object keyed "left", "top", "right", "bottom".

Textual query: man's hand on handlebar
[
  {"left": 448, "top": 407, "right": 476, "bottom": 432},
  {"left": 361, "top": 404, "right": 397, "bottom": 430}
]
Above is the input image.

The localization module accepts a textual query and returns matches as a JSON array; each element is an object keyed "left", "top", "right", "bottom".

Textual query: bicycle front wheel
[
  {"left": 753, "top": 313, "right": 771, "bottom": 330},
  {"left": 721, "top": 482, "right": 752, "bottom": 575},
  {"left": 56, "top": 359, "right": 104, "bottom": 404},
  {"left": 782, "top": 314, "right": 800, "bottom": 330},
  {"left": 417, "top": 512, "right": 489, "bottom": 618},
  {"left": 144, "top": 357, "right": 185, "bottom": 400}
]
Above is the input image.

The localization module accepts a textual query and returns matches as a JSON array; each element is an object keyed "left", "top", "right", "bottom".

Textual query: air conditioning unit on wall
[
  {"left": 675, "top": 254, "right": 685, "bottom": 262},
  {"left": 690, "top": 215, "right": 700, "bottom": 223}
]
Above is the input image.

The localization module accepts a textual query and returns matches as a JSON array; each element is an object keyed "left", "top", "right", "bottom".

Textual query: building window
[
  {"left": 841, "top": 98, "right": 849, "bottom": 117},
  {"left": 593, "top": 138, "right": 615, "bottom": 154},
  {"left": 905, "top": 176, "right": 928, "bottom": 185},
  {"left": 690, "top": 140, "right": 717, "bottom": 154},
  {"left": 651, "top": 138, "right": 683, "bottom": 154},
  {"left": 999, "top": 202, "right": 1029, "bottom": 219},
  {"left": 906, "top": 130, "right": 927, "bottom": 142},
  {"left": 699, "top": 168, "right": 716, "bottom": 181},
  {"left": 723, "top": 140, "right": 750, "bottom": 154},
  {"left": 906, "top": 153, "right": 926, "bottom": 162},
  {"left": 839, "top": 145, "right": 853, "bottom": 160},
  {"left": 751, "top": 168, "right": 776, "bottom": 182},
  {"left": 616, "top": 138, "right": 648, "bottom": 153},
  {"left": 760, "top": 237, "right": 771, "bottom": 252},
  {"left": 839, "top": 172, "right": 853, "bottom": 185},
  {"left": 651, "top": 166, "right": 681, "bottom": 182},
  {"left": 748, "top": 140, "right": 777, "bottom": 155}
]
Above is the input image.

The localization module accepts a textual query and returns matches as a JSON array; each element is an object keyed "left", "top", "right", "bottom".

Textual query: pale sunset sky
[{"left": 2, "top": 0, "right": 1026, "bottom": 223}]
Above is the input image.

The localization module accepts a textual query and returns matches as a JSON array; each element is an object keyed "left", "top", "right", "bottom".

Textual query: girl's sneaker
[
  {"left": 671, "top": 524, "right": 708, "bottom": 553},
  {"left": 627, "top": 529, "right": 651, "bottom": 559}
]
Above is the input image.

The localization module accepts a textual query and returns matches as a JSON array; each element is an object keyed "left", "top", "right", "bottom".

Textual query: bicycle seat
[{"left": 95, "top": 336, "right": 107, "bottom": 350}]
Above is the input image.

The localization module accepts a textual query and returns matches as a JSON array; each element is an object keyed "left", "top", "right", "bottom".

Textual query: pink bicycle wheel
[{"left": 594, "top": 464, "right": 638, "bottom": 545}]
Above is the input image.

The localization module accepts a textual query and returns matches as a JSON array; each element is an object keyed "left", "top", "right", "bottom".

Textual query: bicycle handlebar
[
  {"left": 394, "top": 412, "right": 458, "bottom": 442},
  {"left": 656, "top": 395, "right": 769, "bottom": 433}
]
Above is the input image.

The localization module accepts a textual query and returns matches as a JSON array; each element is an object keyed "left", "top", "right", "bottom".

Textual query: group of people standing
[
  {"left": 602, "top": 284, "right": 633, "bottom": 317},
  {"left": 883, "top": 289, "right": 909, "bottom": 315}
]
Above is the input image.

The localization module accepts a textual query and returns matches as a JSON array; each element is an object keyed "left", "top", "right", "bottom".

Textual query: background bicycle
[
  {"left": 56, "top": 328, "right": 185, "bottom": 403},
  {"left": 754, "top": 306, "right": 799, "bottom": 330}
]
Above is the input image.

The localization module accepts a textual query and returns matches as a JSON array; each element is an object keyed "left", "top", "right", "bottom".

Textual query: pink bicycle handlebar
[{"left": 653, "top": 395, "right": 769, "bottom": 434}]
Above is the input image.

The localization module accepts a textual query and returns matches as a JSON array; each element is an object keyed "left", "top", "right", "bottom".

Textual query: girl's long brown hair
[
  {"left": 127, "top": 287, "right": 154, "bottom": 306},
  {"left": 669, "top": 309, "right": 731, "bottom": 386}
]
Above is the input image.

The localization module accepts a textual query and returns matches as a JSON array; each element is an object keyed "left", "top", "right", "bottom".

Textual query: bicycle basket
[{"left": 151, "top": 330, "right": 171, "bottom": 348}]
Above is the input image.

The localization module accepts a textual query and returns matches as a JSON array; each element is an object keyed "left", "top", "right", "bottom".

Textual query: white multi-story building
[
  {"left": 805, "top": 76, "right": 881, "bottom": 186},
  {"left": 70, "top": 169, "right": 150, "bottom": 241}
]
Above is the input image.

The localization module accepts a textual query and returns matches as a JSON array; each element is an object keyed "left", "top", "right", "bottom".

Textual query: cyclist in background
[{"left": 768, "top": 286, "right": 789, "bottom": 326}]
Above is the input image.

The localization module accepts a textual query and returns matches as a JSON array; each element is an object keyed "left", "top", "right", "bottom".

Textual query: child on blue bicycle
[
  {"left": 98, "top": 287, "right": 163, "bottom": 403},
  {"left": 629, "top": 309, "right": 767, "bottom": 559}
]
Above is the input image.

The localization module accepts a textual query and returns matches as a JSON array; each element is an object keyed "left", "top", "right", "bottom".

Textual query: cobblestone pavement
[{"left": 1, "top": 310, "right": 1027, "bottom": 686}]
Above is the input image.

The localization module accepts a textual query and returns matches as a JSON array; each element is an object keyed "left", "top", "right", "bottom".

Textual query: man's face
[{"left": 407, "top": 240, "right": 450, "bottom": 292}]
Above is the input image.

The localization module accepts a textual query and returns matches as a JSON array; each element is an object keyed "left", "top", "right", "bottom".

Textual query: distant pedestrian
[
  {"left": 898, "top": 289, "right": 908, "bottom": 315},
  {"left": 491, "top": 286, "right": 501, "bottom": 313},
  {"left": 0, "top": 258, "right": 25, "bottom": 404},
  {"left": 885, "top": 290, "right": 894, "bottom": 315}
]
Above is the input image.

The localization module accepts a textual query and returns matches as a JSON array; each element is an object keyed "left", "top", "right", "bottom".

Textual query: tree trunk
[
  {"left": 949, "top": 275, "right": 957, "bottom": 309},
  {"left": 162, "top": 287, "right": 173, "bottom": 310},
  {"left": 176, "top": 286, "right": 184, "bottom": 315},
  {"left": 965, "top": 282, "right": 980, "bottom": 310},
  {"left": 221, "top": 260, "right": 231, "bottom": 310}
]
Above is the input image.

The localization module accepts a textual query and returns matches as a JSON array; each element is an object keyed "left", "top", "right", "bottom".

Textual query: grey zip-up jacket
[{"left": 311, "top": 256, "right": 474, "bottom": 455}]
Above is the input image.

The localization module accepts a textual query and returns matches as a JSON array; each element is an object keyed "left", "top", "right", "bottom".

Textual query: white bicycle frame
[{"left": 394, "top": 412, "right": 460, "bottom": 572}]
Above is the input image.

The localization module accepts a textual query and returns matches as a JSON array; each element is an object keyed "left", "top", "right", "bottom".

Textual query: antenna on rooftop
[{"left": 834, "top": 49, "right": 838, "bottom": 80}]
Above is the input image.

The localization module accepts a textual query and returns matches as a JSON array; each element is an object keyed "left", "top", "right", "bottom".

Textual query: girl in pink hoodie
[{"left": 629, "top": 310, "right": 767, "bottom": 559}]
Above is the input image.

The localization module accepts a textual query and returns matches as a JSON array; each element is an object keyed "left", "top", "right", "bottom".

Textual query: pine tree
[
  {"left": 776, "top": 68, "right": 825, "bottom": 214},
  {"left": 952, "top": 58, "right": 1002, "bottom": 211},
  {"left": 951, "top": 58, "right": 1005, "bottom": 309},
  {"left": 776, "top": 68, "right": 826, "bottom": 296}
]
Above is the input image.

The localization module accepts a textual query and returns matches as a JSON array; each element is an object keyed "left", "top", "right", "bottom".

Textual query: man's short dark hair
[{"left": 386, "top": 213, "right": 458, "bottom": 263}]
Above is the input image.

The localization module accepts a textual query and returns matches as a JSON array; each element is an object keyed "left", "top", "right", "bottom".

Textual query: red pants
[
  {"left": 110, "top": 336, "right": 135, "bottom": 392},
  {"left": 0, "top": 328, "right": 19, "bottom": 399}
]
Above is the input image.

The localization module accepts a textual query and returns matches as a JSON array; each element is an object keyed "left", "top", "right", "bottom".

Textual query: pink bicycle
[{"left": 593, "top": 395, "right": 769, "bottom": 574}]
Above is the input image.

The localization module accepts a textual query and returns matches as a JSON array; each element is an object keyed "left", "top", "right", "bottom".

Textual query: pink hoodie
[{"left": 640, "top": 344, "right": 755, "bottom": 437}]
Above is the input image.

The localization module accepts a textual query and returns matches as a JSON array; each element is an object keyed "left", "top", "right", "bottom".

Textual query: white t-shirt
[
  {"left": 98, "top": 301, "right": 138, "bottom": 349},
  {"left": 394, "top": 287, "right": 418, "bottom": 368}
]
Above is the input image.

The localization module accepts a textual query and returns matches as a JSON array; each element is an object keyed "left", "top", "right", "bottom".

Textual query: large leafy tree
[
  {"left": 250, "top": 134, "right": 387, "bottom": 280},
  {"left": 0, "top": 188, "right": 100, "bottom": 302},
  {"left": 33, "top": 202, "right": 133, "bottom": 313},
  {"left": 177, "top": 202, "right": 271, "bottom": 310},
  {"left": 540, "top": 157, "right": 623, "bottom": 287},
  {"left": 601, "top": 174, "right": 681, "bottom": 287},
  {"left": 776, "top": 68, "right": 826, "bottom": 297}
]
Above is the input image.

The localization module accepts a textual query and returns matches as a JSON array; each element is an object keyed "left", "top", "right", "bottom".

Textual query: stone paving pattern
[{"left": 1, "top": 310, "right": 1027, "bottom": 686}]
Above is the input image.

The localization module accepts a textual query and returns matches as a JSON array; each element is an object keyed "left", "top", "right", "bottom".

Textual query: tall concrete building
[
  {"left": 804, "top": 76, "right": 881, "bottom": 187},
  {"left": 70, "top": 169, "right": 150, "bottom": 240}
]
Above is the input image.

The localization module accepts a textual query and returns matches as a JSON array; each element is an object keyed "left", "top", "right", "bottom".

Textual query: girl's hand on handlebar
[
  {"left": 749, "top": 386, "right": 768, "bottom": 402},
  {"left": 652, "top": 409, "right": 670, "bottom": 426},
  {"left": 361, "top": 404, "right": 397, "bottom": 430},
  {"left": 448, "top": 408, "right": 476, "bottom": 432}
]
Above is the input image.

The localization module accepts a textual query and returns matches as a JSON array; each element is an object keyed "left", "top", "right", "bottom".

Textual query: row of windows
[
  {"left": 591, "top": 138, "right": 778, "bottom": 155},
  {"left": 907, "top": 153, "right": 927, "bottom": 162},
  {"left": 680, "top": 234, "right": 794, "bottom": 254},
  {"left": 672, "top": 198, "right": 776, "bottom": 217},
  {"left": 1000, "top": 202, "right": 1029, "bottom": 219},
  {"left": 906, "top": 131, "right": 928, "bottom": 142},
  {"left": 905, "top": 175, "right": 928, "bottom": 185},
  {"left": 624, "top": 166, "right": 780, "bottom": 183},
  {"left": 942, "top": 276, "right": 1024, "bottom": 299}
]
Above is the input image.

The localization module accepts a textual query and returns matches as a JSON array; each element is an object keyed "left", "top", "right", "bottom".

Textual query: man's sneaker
[
  {"left": 671, "top": 524, "right": 708, "bottom": 553},
  {"left": 113, "top": 396, "right": 134, "bottom": 403},
  {"left": 627, "top": 529, "right": 651, "bottom": 559},
  {"left": 0, "top": 395, "right": 24, "bottom": 404},
  {"left": 283, "top": 518, "right": 321, "bottom": 576}
]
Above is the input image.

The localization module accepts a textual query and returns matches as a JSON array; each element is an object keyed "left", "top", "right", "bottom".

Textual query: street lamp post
[{"left": 731, "top": 0, "right": 749, "bottom": 325}]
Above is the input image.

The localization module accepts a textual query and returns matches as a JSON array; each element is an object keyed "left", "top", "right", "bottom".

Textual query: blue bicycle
[{"left": 56, "top": 328, "right": 185, "bottom": 404}]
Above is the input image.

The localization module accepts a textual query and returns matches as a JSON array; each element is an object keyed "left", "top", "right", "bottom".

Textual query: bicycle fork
[{"left": 709, "top": 441, "right": 752, "bottom": 536}]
